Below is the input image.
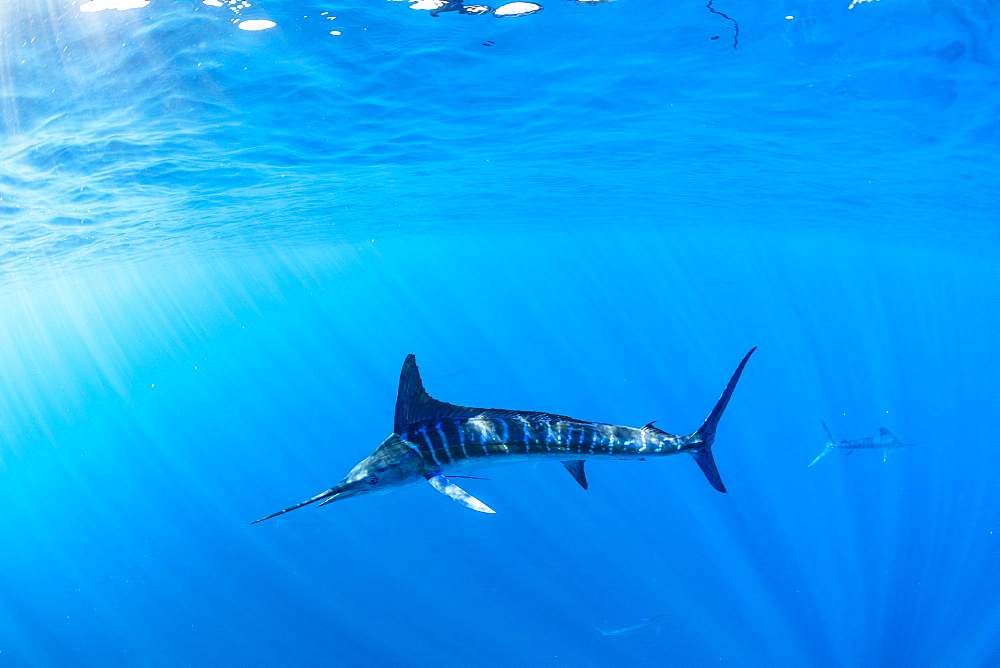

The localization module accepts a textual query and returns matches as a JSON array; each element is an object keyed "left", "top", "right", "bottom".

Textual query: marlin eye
[{"left": 366, "top": 475, "right": 379, "bottom": 485}]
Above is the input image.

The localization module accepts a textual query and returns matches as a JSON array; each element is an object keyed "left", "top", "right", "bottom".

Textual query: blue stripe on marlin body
[
  {"left": 251, "top": 348, "right": 756, "bottom": 523},
  {"left": 401, "top": 418, "right": 689, "bottom": 468}
]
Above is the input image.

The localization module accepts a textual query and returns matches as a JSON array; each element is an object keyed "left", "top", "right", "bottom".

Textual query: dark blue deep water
[{"left": 1, "top": 0, "right": 998, "bottom": 665}]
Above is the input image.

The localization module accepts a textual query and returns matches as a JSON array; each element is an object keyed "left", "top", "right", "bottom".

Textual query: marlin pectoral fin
[
  {"left": 561, "top": 461, "right": 588, "bottom": 489},
  {"left": 426, "top": 473, "right": 496, "bottom": 513}
]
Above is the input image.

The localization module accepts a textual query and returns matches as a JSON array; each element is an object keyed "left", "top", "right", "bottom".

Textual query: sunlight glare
[
  {"left": 238, "top": 19, "right": 277, "bottom": 31},
  {"left": 80, "top": 0, "right": 150, "bottom": 12}
]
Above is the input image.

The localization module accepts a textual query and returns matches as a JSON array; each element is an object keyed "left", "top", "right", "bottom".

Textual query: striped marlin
[
  {"left": 598, "top": 614, "right": 670, "bottom": 637},
  {"left": 807, "top": 420, "right": 915, "bottom": 466},
  {"left": 252, "top": 348, "right": 755, "bottom": 523}
]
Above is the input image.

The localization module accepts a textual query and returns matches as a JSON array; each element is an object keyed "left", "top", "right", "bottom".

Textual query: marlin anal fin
[
  {"left": 425, "top": 473, "right": 496, "bottom": 513},
  {"left": 561, "top": 461, "right": 588, "bottom": 489}
]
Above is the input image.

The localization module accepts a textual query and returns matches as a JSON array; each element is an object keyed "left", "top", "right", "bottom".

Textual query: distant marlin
[
  {"left": 252, "top": 348, "right": 755, "bottom": 523},
  {"left": 598, "top": 614, "right": 669, "bottom": 637},
  {"left": 808, "top": 421, "right": 914, "bottom": 466}
]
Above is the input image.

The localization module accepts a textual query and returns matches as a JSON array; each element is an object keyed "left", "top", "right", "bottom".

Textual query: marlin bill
[
  {"left": 252, "top": 348, "right": 756, "bottom": 523},
  {"left": 808, "top": 421, "right": 915, "bottom": 466}
]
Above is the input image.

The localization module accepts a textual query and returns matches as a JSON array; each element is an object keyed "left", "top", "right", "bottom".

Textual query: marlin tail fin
[
  {"left": 691, "top": 347, "right": 756, "bottom": 493},
  {"left": 808, "top": 420, "right": 835, "bottom": 467},
  {"left": 807, "top": 445, "right": 833, "bottom": 467}
]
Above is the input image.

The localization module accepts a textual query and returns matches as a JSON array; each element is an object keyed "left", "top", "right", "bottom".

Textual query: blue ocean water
[{"left": 1, "top": 0, "right": 998, "bottom": 665}]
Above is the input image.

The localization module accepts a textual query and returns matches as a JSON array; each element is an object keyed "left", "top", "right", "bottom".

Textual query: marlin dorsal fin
[
  {"left": 394, "top": 355, "right": 587, "bottom": 432},
  {"left": 879, "top": 428, "right": 894, "bottom": 437},
  {"left": 394, "top": 355, "right": 483, "bottom": 433},
  {"left": 425, "top": 473, "right": 496, "bottom": 513},
  {"left": 641, "top": 421, "right": 667, "bottom": 435}
]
